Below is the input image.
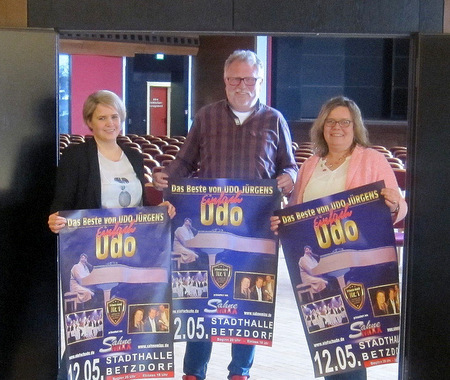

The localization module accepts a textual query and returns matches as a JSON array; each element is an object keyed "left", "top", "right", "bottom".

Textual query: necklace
[{"left": 321, "top": 152, "right": 350, "bottom": 171}]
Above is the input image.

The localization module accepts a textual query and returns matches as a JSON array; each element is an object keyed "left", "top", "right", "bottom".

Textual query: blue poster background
[
  {"left": 59, "top": 206, "right": 174, "bottom": 380},
  {"left": 274, "top": 181, "right": 400, "bottom": 377},
  {"left": 165, "top": 179, "right": 281, "bottom": 346}
]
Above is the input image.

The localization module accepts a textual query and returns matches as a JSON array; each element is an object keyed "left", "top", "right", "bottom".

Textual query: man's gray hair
[{"left": 224, "top": 50, "right": 264, "bottom": 78}]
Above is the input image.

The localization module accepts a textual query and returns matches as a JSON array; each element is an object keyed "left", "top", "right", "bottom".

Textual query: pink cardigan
[{"left": 289, "top": 145, "right": 407, "bottom": 223}]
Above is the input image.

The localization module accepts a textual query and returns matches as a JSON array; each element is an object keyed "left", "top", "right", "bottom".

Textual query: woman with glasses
[
  {"left": 274, "top": 96, "right": 406, "bottom": 225},
  {"left": 271, "top": 96, "right": 406, "bottom": 380}
]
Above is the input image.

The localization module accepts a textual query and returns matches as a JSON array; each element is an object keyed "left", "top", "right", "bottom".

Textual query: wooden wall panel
[{"left": 0, "top": 0, "right": 27, "bottom": 27}]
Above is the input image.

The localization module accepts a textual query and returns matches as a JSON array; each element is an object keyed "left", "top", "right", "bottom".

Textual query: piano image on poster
[
  {"left": 184, "top": 230, "right": 277, "bottom": 267},
  {"left": 296, "top": 245, "right": 397, "bottom": 303},
  {"left": 81, "top": 264, "right": 168, "bottom": 306}
]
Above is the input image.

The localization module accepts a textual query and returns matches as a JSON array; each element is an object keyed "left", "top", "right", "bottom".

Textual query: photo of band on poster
[
  {"left": 275, "top": 180, "right": 400, "bottom": 377},
  {"left": 165, "top": 178, "right": 281, "bottom": 347}
]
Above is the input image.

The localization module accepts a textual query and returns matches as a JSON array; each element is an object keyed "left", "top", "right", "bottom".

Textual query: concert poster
[
  {"left": 58, "top": 206, "right": 174, "bottom": 380},
  {"left": 165, "top": 178, "right": 281, "bottom": 347},
  {"left": 274, "top": 181, "right": 400, "bottom": 377}
]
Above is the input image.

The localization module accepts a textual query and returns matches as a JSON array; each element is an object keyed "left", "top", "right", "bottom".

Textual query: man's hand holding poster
[
  {"left": 274, "top": 181, "right": 400, "bottom": 377},
  {"left": 165, "top": 179, "right": 281, "bottom": 346},
  {"left": 59, "top": 206, "right": 174, "bottom": 379}
]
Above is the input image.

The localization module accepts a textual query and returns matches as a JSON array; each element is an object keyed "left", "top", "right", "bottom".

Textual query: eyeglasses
[
  {"left": 324, "top": 119, "right": 353, "bottom": 128},
  {"left": 226, "top": 77, "right": 261, "bottom": 86}
]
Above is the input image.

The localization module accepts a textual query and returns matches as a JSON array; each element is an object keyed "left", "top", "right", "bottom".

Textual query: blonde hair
[
  {"left": 82, "top": 90, "right": 126, "bottom": 128},
  {"left": 310, "top": 96, "right": 370, "bottom": 157}
]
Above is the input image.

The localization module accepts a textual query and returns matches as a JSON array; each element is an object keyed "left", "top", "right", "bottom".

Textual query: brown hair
[{"left": 310, "top": 96, "right": 370, "bottom": 157}]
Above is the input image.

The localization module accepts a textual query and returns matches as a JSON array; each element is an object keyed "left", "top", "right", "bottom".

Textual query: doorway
[{"left": 147, "top": 81, "right": 171, "bottom": 136}]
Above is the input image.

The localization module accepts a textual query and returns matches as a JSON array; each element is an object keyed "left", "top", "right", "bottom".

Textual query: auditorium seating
[
  {"left": 120, "top": 141, "right": 141, "bottom": 150},
  {"left": 394, "top": 152, "right": 407, "bottom": 167},
  {"left": 141, "top": 152, "right": 152, "bottom": 160},
  {"left": 290, "top": 142, "right": 407, "bottom": 170},
  {"left": 142, "top": 147, "right": 163, "bottom": 156},
  {"left": 170, "top": 141, "right": 184, "bottom": 148},
  {"left": 297, "top": 142, "right": 314, "bottom": 149},
  {"left": 295, "top": 152, "right": 313, "bottom": 159},
  {"left": 386, "top": 157, "right": 404, "bottom": 165},
  {"left": 154, "top": 153, "right": 176, "bottom": 163},
  {"left": 159, "top": 136, "right": 179, "bottom": 144},
  {"left": 149, "top": 139, "right": 169, "bottom": 148},
  {"left": 390, "top": 146, "right": 407, "bottom": 155},
  {"left": 143, "top": 158, "right": 160, "bottom": 170},
  {"left": 70, "top": 134, "right": 85, "bottom": 143},
  {"left": 140, "top": 142, "right": 161, "bottom": 150},
  {"left": 117, "top": 136, "right": 131, "bottom": 144},
  {"left": 58, "top": 135, "right": 407, "bottom": 179},
  {"left": 393, "top": 168, "right": 406, "bottom": 191},
  {"left": 161, "top": 144, "right": 180, "bottom": 154}
]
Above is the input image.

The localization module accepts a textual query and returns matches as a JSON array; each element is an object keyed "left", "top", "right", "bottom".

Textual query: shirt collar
[
  {"left": 225, "top": 99, "right": 261, "bottom": 113},
  {"left": 225, "top": 99, "right": 261, "bottom": 125}
]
